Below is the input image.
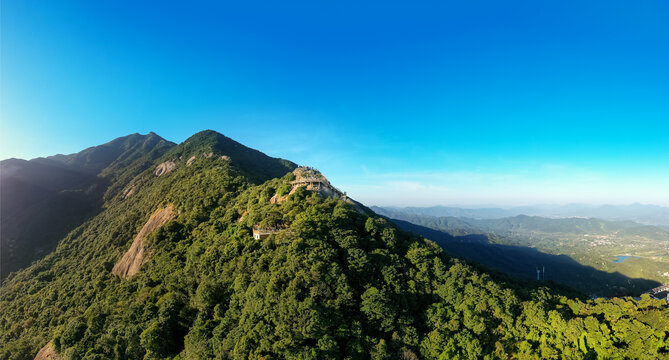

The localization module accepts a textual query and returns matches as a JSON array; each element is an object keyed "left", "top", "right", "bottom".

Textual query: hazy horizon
[
  {"left": 3, "top": 130, "right": 667, "bottom": 208},
  {"left": 374, "top": 203, "right": 669, "bottom": 209}
]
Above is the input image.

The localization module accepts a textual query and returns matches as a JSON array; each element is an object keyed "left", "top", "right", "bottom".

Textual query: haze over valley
[
  {"left": 2, "top": 1, "right": 668, "bottom": 359},
  {"left": 375, "top": 204, "right": 669, "bottom": 226},
  {"left": 373, "top": 206, "right": 669, "bottom": 296},
  {"left": 2, "top": 131, "right": 668, "bottom": 359}
]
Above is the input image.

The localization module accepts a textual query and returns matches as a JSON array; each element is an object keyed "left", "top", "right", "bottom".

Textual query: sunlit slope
[
  {"left": 0, "top": 131, "right": 667, "bottom": 360},
  {"left": 374, "top": 207, "right": 669, "bottom": 296}
]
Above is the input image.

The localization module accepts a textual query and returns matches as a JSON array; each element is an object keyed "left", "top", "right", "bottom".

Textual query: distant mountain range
[
  {"left": 2, "top": 131, "right": 668, "bottom": 359},
  {"left": 374, "top": 203, "right": 669, "bottom": 226},
  {"left": 372, "top": 206, "right": 669, "bottom": 296}
]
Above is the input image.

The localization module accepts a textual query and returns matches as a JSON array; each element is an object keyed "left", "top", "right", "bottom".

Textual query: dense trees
[
  {"left": 1, "top": 132, "right": 668, "bottom": 359},
  {"left": 374, "top": 208, "right": 668, "bottom": 296},
  {"left": 0, "top": 132, "right": 175, "bottom": 279}
]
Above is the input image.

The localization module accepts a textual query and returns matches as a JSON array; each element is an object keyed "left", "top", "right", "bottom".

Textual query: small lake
[{"left": 613, "top": 255, "right": 641, "bottom": 263}]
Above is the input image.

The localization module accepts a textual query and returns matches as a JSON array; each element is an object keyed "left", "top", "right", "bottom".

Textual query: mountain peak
[
  {"left": 42, "top": 132, "right": 174, "bottom": 174},
  {"left": 2, "top": 131, "right": 668, "bottom": 360},
  {"left": 168, "top": 130, "right": 297, "bottom": 183},
  {"left": 0, "top": 132, "right": 176, "bottom": 278}
]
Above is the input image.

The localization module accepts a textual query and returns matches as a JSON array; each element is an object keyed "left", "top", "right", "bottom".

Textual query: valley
[
  {"left": 5, "top": 2, "right": 668, "bottom": 358},
  {"left": 0, "top": 131, "right": 668, "bottom": 359},
  {"left": 373, "top": 207, "right": 669, "bottom": 296}
]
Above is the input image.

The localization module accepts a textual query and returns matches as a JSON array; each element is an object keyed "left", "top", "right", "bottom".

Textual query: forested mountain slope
[
  {"left": 1, "top": 131, "right": 668, "bottom": 360},
  {"left": 373, "top": 207, "right": 669, "bottom": 296},
  {"left": 0, "top": 133, "right": 175, "bottom": 278}
]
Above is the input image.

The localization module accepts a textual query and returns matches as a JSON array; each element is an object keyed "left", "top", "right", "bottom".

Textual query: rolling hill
[
  {"left": 379, "top": 204, "right": 669, "bottom": 226},
  {"left": 1, "top": 131, "right": 668, "bottom": 359},
  {"left": 373, "top": 207, "right": 669, "bottom": 296}
]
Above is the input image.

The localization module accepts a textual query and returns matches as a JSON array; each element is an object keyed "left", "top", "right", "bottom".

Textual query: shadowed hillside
[
  {"left": 1, "top": 131, "right": 668, "bottom": 360},
  {"left": 0, "top": 133, "right": 175, "bottom": 278},
  {"left": 389, "top": 218, "right": 662, "bottom": 296},
  {"left": 374, "top": 207, "right": 669, "bottom": 296}
]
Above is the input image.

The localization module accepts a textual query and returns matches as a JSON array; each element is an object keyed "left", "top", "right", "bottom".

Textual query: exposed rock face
[
  {"left": 284, "top": 167, "right": 366, "bottom": 213},
  {"left": 112, "top": 205, "right": 176, "bottom": 279},
  {"left": 270, "top": 193, "right": 289, "bottom": 204},
  {"left": 154, "top": 161, "right": 176, "bottom": 176},
  {"left": 270, "top": 168, "right": 340, "bottom": 205},
  {"left": 238, "top": 210, "right": 247, "bottom": 222},
  {"left": 34, "top": 341, "right": 61, "bottom": 360},
  {"left": 291, "top": 167, "right": 344, "bottom": 196},
  {"left": 186, "top": 156, "right": 197, "bottom": 166},
  {"left": 123, "top": 186, "right": 135, "bottom": 199},
  {"left": 221, "top": 155, "right": 231, "bottom": 161}
]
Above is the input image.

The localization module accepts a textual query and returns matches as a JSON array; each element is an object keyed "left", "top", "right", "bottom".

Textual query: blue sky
[{"left": 2, "top": 1, "right": 668, "bottom": 206}]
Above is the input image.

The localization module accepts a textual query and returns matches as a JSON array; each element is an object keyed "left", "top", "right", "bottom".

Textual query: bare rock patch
[
  {"left": 270, "top": 193, "right": 290, "bottom": 204},
  {"left": 123, "top": 186, "right": 135, "bottom": 199},
  {"left": 112, "top": 204, "right": 176, "bottom": 279},
  {"left": 34, "top": 341, "right": 61, "bottom": 360},
  {"left": 238, "top": 210, "right": 247, "bottom": 222},
  {"left": 154, "top": 161, "right": 176, "bottom": 176}
]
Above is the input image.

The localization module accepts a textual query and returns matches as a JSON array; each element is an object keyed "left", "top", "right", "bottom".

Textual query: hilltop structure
[
  {"left": 648, "top": 284, "right": 669, "bottom": 302},
  {"left": 289, "top": 166, "right": 347, "bottom": 200},
  {"left": 3, "top": 130, "right": 669, "bottom": 360},
  {"left": 252, "top": 225, "right": 281, "bottom": 240}
]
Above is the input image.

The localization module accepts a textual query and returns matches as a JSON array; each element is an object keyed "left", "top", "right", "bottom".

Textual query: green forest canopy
[{"left": 1, "top": 131, "right": 668, "bottom": 360}]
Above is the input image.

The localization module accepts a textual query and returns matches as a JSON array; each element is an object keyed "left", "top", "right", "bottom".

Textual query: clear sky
[{"left": 2, "top": 1, "right": 668, "bottom": 206}]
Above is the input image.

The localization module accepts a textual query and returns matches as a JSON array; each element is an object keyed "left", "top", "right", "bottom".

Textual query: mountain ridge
[
  {"left": 0, "top": 132, "right": 175, "bottom": 278},
  {"left": 1, "top": 131, "right": 668, "bottom": 359},
  {"left": 163, "top": 130, "right": 297, "bottom": 184},
  {"left": 373, "top": 206, "right": 669, "bottom": 296},
  {"left": 376, "top": 203, "right": 669, "bottom": 225}
]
